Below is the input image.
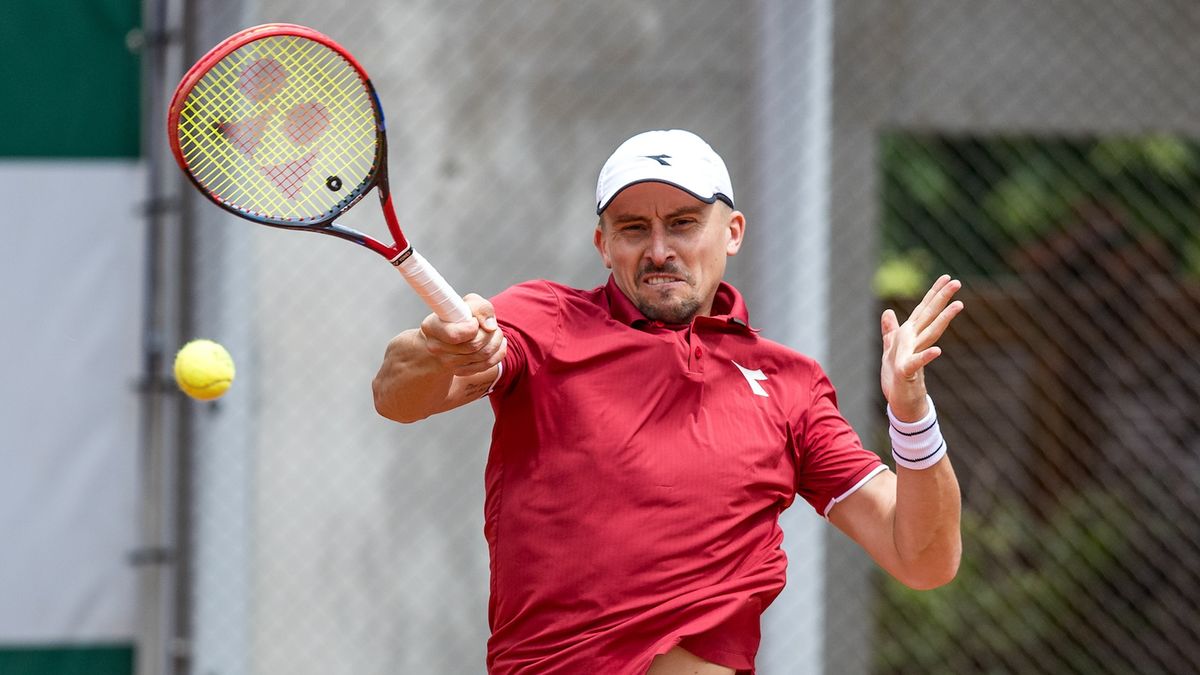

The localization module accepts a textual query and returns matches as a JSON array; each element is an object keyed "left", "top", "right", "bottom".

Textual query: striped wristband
[{"left": 888, "top": 395, "right": 947, "bottom": 470}]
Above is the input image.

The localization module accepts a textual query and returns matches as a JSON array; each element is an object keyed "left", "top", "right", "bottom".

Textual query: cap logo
[{"left": 642, "top": 154, "right": 673, "bottom": 166}]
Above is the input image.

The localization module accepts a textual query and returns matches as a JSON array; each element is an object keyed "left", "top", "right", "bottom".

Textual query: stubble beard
[
  {"left": 635, "top": 264, "right": 701, "bottom": 324},
  {"left": 637, "top": 295, "right": 702, "bottom": 324}
]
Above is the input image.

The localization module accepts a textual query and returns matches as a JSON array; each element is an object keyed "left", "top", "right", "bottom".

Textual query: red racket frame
[{"left": 167, "top": 23, "right": 411, "bottom": 260}]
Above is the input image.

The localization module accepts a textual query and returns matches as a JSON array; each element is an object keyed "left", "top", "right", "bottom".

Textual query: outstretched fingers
[
  {"left": 911, "top": 275, "right": 959, "bottom": 330},
  {"left": 902, "top": 345, "right": 944, "bottom": 378},
  {"left": 881, "top": 308, "right": 900, "bottom": 352},
  {"left": 917, "top": 298, "right": 964, "bottom": 350},
  {"left": 886, "top": 275, "right": 965, "bottom": 376}
]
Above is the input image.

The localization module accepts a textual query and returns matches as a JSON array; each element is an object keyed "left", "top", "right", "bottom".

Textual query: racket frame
[{"left": 167, "top": 23, "right": 411, "bottom": 261}]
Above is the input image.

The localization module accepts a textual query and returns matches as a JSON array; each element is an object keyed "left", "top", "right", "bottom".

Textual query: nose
[{"left": 645, "top": 225, "right": 673, "bottom": 266}]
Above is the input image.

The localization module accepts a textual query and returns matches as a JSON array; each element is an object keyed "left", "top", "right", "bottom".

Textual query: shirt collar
[{"left": 602, "top": 274, "right": 757, "bottom": 332}]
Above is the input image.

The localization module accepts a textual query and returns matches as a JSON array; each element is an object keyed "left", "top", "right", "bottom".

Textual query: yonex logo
[
  {"left": 732, "top": 361, "right": 769, "bottom": 397},
  {"left": 216, "top": 58, "right": 333, "bottom": 200},
  {"left": 643, "top": 154, "right": 672, "bottom": 166}
]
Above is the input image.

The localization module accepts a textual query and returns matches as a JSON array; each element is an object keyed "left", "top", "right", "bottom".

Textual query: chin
[{"left": 638, "top": 296, "right": 701, "bottom": 324}]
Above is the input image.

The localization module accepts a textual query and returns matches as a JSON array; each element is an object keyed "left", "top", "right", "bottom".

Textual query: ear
[
  {"left": 725, "top": 210, "right": 746, "bottom": 257},
  {"left": 594, "top": 223, "right": 612, "bottom": 269}
]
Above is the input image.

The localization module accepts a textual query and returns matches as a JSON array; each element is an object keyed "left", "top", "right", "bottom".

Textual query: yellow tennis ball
[{"left": 174, "top": 339, "right": 235, "bottom": 401}]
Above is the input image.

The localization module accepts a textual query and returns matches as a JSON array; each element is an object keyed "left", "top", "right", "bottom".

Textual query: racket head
[{"left": 168, "top": 24, "right": 388, "bottom": 235}]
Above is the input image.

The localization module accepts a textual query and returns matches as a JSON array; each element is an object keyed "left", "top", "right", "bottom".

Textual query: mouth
[{"left": 640, "top": 274, "right": 687, "bottom": 289}]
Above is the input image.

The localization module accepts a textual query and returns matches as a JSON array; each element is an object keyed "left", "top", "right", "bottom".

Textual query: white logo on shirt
[{"left": 732, "top": 361, "right": 769, "bottom": 397}]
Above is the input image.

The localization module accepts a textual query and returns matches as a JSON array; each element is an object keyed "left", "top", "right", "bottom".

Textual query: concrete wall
[{"left": 192, "top": 1, "right": 770, "bottom": 673}]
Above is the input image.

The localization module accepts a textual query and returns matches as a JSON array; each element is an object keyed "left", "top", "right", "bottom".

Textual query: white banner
[{"left": 0, "top": 161, "right": 143, "bottom": 644}]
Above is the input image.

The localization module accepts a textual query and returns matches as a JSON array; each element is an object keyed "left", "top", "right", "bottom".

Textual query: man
[{"left": 373, "top": 129, "right": 962, "bottom": 674}]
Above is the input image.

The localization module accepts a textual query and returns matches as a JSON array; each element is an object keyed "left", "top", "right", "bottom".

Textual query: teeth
[{"left": 644, "top": 277, "right": 679, "bottom": 286}]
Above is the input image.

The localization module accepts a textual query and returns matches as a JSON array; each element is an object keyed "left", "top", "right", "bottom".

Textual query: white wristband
[{"left": 888, "top": 395, "right": 947, "bottom": 470}]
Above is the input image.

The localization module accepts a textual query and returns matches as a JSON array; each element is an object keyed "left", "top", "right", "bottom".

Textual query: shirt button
[{"left": 694, "top": 346, "right": 703, "bottom": 358}]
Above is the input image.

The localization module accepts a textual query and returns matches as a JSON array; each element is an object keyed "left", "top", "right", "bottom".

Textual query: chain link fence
[
  {"left": 177, "top": 1, "right": 1200, "bottom": 673},
  {"left": 875, "top": 133, "right": 1200, "bottom": 673},
  {"left": 860, "top": 2, "right": 1200, "bottom": 673}
]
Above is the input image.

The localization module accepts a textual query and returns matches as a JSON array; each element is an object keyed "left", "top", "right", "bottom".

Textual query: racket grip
[{"left": 394, "top": 250, "right": 472, "bottom": 323}]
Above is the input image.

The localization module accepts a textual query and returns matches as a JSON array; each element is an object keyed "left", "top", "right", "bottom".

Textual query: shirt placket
[
  {"left": 642, "top": 320, "right": 708, "bottom": 374},
  {"left": 684, "top": 326, "right": 704, "bottom": 374}
]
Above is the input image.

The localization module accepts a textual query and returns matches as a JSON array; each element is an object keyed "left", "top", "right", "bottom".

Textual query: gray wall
[{"left": 191, "top": 2, "right": 773, "bottom": 673}]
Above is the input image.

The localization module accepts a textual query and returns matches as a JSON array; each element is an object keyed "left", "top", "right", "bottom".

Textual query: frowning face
[{"left": 595, "top": 182, "right": 744, "bottom": 324}]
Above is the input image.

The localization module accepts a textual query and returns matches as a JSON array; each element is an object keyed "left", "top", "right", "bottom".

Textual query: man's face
[{"left": 595, "top": 182, "right": 744, "bottom": 324}]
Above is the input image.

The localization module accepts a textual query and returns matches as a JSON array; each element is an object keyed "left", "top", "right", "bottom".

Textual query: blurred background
[{"left": 2, "top": 0, "right": 1198, "bottom": 673}]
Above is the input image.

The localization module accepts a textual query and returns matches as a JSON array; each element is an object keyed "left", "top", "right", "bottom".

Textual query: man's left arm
[{"left": 828, "top": 275, "right": 964, "bottom": 590}]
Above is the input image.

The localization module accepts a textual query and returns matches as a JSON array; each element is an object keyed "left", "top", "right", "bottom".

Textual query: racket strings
[
  {"left": 177, "top": 35, "right": 379, "bottom": 222},
  {"left": 187, "top": 37, "right": 374, "bottom": 216},
  {"left": 183, "top": 38, "right": 365, "bottom": 211}
]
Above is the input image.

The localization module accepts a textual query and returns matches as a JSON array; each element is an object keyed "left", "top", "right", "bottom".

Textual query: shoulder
[
  {"left": 491, "top": 280, "right": 560, "bottom": 315},
  {"left": 741, "top": 332, "right": 824, "bottom": 380},
  {"left": 488, "top": 280, "right": 605, "bottom": 385},
  {"left": 492, "top": 279, "right": 595, "bottom": 301},
  {"left": 491, "top": 280, "right": 605, "bottom": 318}
]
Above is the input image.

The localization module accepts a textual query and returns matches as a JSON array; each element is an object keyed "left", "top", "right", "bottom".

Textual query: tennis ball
[{"left": 174, "top": 339, "right": 235, "bottom": 401}]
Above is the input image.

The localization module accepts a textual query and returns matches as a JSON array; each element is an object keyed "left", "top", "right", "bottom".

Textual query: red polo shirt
[{"left": 484, "top": 277, "right": 884, "bottom": 674}]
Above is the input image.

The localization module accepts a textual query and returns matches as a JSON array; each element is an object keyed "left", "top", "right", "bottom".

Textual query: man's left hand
[{"left": 880, "top": 274, "right": 964, "bottom": 422}]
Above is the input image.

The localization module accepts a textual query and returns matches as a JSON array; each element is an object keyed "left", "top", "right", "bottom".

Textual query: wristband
[{"left": 888, "top": 395, "right": 947, "bottom": 470}]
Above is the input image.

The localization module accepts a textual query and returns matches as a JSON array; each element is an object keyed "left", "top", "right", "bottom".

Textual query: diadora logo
[{"left": 732, "top": 361, "right": 769, "bottom": 397}]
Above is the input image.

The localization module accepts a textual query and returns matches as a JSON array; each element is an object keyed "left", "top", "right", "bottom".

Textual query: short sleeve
[
  {"left": 794, "top": 365, "right": 886, "bottom": 517},
  {"left": 488, "top": 281, "right": 561, "bottom": 397}
]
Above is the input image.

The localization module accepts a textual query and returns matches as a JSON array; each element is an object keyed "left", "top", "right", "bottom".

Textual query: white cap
[{"left": 595, "top": 129, "right": 734, "bottom": 214}]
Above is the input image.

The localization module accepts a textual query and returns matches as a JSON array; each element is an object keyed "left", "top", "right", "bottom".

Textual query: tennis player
[{"left": 373, "top": 129, "right": 962, "bottom": 675}]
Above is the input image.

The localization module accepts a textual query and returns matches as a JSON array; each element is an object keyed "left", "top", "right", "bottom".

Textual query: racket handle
[{"left": 394, "top": 250, "right": 472, "bottom": 323}]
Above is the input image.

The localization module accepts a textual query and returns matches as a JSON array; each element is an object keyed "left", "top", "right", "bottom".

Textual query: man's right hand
[
  {"left": 373, "top": 293, "right": 507, "bottom": 423},
  {"left": 418, "top": 293, "right": 507, "bottom": 377}
]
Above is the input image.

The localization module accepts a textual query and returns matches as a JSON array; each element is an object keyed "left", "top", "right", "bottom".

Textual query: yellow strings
[{"left": 176, "top": 35, "right": 378, "bottom": 220}]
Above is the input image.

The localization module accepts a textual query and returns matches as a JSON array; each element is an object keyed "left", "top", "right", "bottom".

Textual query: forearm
[
  {"left": 372, "top": 328, "right": 456, "bottom": 423},
  {"left": 893, "top": 457, "right": 961, "bottom": 589},
  {"left": 869, "top": 274, "right": 964, "bottom": 589}
]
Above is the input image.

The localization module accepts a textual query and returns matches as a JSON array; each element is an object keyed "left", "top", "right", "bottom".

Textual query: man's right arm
[{"left": 372, "top": 293, "right": 506, "bottom": 424}]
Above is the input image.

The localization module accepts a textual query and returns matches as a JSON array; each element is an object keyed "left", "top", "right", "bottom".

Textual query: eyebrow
[{"left": 610, "top": 204, "right": 708, "bottom": 225}]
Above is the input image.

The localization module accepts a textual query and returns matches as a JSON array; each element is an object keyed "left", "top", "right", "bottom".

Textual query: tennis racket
[{"left": 168, "top": 23, "right": 470, "bottom": 323}]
